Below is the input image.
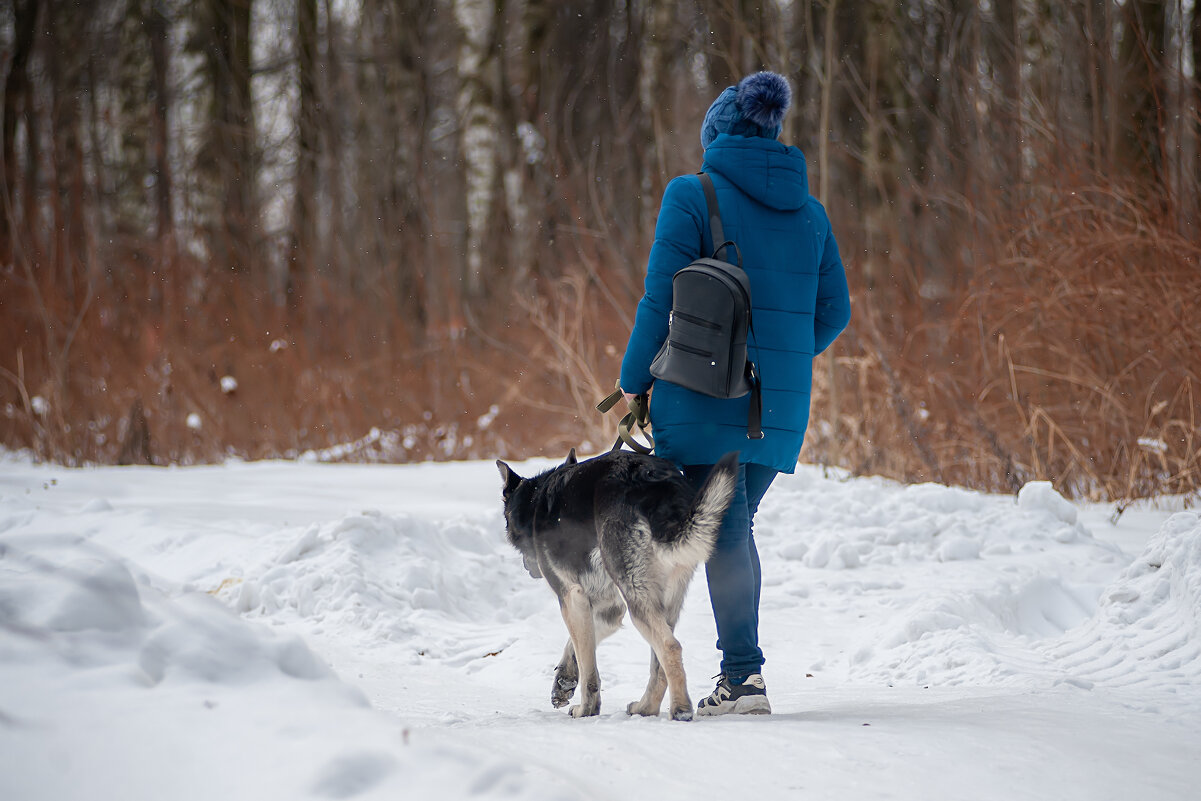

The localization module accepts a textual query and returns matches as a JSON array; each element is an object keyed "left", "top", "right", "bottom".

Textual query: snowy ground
[{"left": 2, "top": 455, "right": 1199, "bottom": 800}]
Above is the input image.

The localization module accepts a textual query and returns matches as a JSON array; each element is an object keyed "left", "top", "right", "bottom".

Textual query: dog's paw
[
  {"left": 669, "top": 706, "right": 694, "bottom": 722},
  {"left": 550, "top": 675, "right": 578, "bottom": 708},
  {"left": 626, "top": 700, "right": 661, "bottom": 717},
  {"left": 569, "top": 700, "right": 600, "bottom": 718}
]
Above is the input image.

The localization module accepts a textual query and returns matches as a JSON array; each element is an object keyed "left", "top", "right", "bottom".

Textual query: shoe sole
[{"left": 696, "top": 694, "right": 772, "bottom": 717}]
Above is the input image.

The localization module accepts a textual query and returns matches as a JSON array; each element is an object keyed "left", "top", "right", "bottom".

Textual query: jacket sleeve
[
  {"left": 620, "top": 176, "right": 703, "bottom": 393},
  {"left": 813, "top": 222, "right": 851, "bottom": 355}
]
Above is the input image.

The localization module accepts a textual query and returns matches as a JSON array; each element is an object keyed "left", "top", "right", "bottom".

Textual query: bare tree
[
  {"left": 455, "top": 0, "right": 499, "bottom": 299},
  {"left": 192, "top": 0, "right": 256, "bottom": 273},
  {"left": 1, "top": 0, "right": 40, "bottom": 267},
  {"left": 1120, "top": 0, "right": 1167, "bottom": 180},
  {"left": 289, "top": 0, "right": 319, "bottom": 313}
]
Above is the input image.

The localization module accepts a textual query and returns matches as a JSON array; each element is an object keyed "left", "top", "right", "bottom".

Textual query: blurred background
[{"left": 1, "top": 0, "right": 1198, "bottom": 503}]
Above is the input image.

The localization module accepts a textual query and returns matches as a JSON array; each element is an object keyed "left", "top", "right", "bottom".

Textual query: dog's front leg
[
  {"left": 559, "top": 586, "right": 600, "bottom": 718},
  {"left": 551, "top": 640, "right": 578, "bottom": 708}
]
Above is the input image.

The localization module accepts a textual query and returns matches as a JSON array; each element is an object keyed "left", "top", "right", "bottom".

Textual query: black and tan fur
[{"left": 496, "top": 449, "right": 738, "bottom": 721}]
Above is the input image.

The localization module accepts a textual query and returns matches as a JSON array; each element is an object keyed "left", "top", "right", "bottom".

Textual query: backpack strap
[
  {"left": 698, "top": 172, "right": 736, "bottom": 262},
  {"left": 746, "top": 363, "right": 763, "bottom": 440},
  {"left": 697, "top": 171, "right": 764, "bottom": 441}
]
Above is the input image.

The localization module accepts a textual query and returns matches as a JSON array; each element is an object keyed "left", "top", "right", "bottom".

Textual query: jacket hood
[{"left": 701, "top": 134, "right": 810, "bottom": 211}]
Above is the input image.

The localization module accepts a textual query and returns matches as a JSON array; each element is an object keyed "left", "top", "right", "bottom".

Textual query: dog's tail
[{"left": 669, "top": 451, "right": 740, "bottom": 568}]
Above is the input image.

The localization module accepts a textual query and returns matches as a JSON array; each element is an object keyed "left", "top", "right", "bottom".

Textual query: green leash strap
[{"left": 596, "top": 385, "right": 655, "bottom": 455}]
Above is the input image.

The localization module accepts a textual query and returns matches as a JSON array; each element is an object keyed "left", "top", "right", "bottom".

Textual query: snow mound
[
  {"left": 222, "top": 511, "right": 541, "bottom": 662},
  {"left": 762, "top": 477, "right": 1101, "bottom": 569},
  {"left": 847, "top": 576, "right": 1098, "bottom": 687},
  {"left": 845, "top": 511, "right": 1201, "bottom": 691},
  {"left": 0, "top": 527, "right": 575, "bottom": 801},
  {"left": 0, "top": 532, "right": 337, "bottom": 688},
  {"left": 1018, "top": 481, "right": 1078, "bottom": 525},
  {"left": 1045, "top": 512, "right": 1201, "bottom": 690}
]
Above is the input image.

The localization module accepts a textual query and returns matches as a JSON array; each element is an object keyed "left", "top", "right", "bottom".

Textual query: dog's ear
[
  {"left": 563, "top": 447, "right": 578, "bottom": 466},
  {"left": 496, "top": 460, "right": 522, "bottom": 495}
]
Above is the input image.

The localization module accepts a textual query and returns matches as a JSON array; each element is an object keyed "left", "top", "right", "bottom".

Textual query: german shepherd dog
[{"left": 496, "top": 448, "right": 739, "bottom": 721}]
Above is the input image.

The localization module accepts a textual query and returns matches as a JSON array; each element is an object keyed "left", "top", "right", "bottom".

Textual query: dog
[{"left": 496, "top": 448, "right": 739, "bottom": 721}]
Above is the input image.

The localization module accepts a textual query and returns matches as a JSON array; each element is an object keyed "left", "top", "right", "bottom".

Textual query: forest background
[{"left": 1, "top": 0, "right": 1199, "bottom": 504}]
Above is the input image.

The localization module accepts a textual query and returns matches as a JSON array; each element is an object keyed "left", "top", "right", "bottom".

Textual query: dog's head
[
  {"left": 496, "top": 449, "right": 580, "bottom": 580},
  {"left": 496, "top": 459, "right": 542, "bottom": 579}
]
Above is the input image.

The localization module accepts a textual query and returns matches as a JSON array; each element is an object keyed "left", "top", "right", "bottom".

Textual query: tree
[
  {"left": 191, "top": 0, "right": 256, "bottom": 273},
  {"left": 289, "top": 0, "right": 318, "bottom": 313},
  {"left": 455, "top": 0, "right": 500, "bottom": 300},
  {"left": 1120, "top": 0, "right": 1167, "bottom": 181},
  {"left": 1, "top": 0, "right": 41, "bottom": 267}
]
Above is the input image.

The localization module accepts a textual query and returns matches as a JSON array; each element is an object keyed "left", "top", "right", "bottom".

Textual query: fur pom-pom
[{"left": 736, "top": 72, "right": 791, "bottom": 129}]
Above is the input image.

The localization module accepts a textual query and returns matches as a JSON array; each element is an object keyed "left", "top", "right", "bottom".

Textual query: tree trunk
[
  {"left": 817, "top": 0, "right": 840, "bottom": 467},
  {"left": 704, "top": 0, "right": 750, "bottom": 89},
  {"left": 147, "top": 1, "right": 175, "bottom": 247},
  {"left": 638, "top": 0, "right": 672, "bottom": 239},
  {"left": 206, "top": 0, "right": 256, "bottom": 272},
  {"left": 1, "top": 0, "right": 40, "bottom": 267},
  {"left": 1193, "top": 0, "right": 1201, "bottom": 219},
  {"left": 1083, "top": 0, "right": 1106, "bottom": 170},
  {"left": 454, "top": 0, "right": 499, "bottom": 301},
  {"left": 117, "top": 398, "right": 154, "bottom": 466},
  {"left": 1120, "top": 0, "right": 1167, "bottom": 181},
  {"left": 817, "top": 0, "right": 837, "bottom": 209},
  {"left": 46, "top": 0, "right": 93, "bottom": 303},
  {"left": 424, "top": 4, "right": 465, "bottom": 339},
  {"left": 290, "top": 0, "right": 319, "bottom": 313},
  {"left": 990, "top": 0, "right": 1023, "bottom": 197}
]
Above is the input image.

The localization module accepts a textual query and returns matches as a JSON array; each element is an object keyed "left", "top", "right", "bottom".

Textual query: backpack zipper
[
  {"left": 670, "top": 310, "right": 721, "bottom": 330},
  {"left": 667, "top": 340, "right": 713, "bottom": 358}
]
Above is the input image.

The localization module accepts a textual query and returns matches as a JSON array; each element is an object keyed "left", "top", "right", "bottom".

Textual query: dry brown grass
[
  {"left": 4, "top": 177, "right": 1198, "bottom": 508},
  {"left": 0, "top": 253, "right": 632, "bottom": 467},
  {"left": 804, "top": 178, "right": 1201, "bottom": 504}
]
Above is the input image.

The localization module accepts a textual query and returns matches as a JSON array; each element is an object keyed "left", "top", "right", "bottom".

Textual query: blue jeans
[{"left": 683, "top": 462, "right": 778, "bottom": 679}]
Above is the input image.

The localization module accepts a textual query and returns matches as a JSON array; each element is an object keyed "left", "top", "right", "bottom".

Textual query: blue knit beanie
[{"left": 700, "top": 71, "right": 792, "bottom": 150}]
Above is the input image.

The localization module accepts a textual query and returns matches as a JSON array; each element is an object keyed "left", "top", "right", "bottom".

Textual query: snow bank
[
  {"left": 842, "top": 503, "right": 1201, "bottom": 693},
  {"left": 847, "top": 574, "right": 1101, "bottom": 687},
  {"left": 0, "top": 531, "right": 332, "bottom": 685},
  {"left": 1047, "top": 511, "right": 1201, "bottom": 691},
  {"left": 218, "top": 510, "right": 541, "bottom": 664},
  {"left": 0, "top": 528, "right": 577, "bottom": 801},
  {"left": 762, "top": 476, "right": 1104, "bottom": 570}
]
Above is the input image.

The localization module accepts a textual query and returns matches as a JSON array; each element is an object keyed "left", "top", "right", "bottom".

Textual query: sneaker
[{"left": 696, "top": 673, "right": 772, "bottom": 716}]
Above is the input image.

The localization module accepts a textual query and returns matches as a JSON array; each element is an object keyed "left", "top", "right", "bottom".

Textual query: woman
[{"left": 619, "top": 71, "right": 852, "bottom": 716}]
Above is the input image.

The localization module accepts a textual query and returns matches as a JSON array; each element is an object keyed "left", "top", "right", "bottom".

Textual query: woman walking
[{"left": 619, "top": 71, "right": 852, "bottom": 716}]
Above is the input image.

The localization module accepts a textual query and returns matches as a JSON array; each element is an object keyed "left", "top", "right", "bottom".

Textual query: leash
[{"left": 596, "top": 382, "right": 654, "bottom": 455}]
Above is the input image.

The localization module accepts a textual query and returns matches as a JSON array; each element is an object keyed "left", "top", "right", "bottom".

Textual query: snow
[{"left": 1, "top": 457, "right": 1199, "bottom": 800}]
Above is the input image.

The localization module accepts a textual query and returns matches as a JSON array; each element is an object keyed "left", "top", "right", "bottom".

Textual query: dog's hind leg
[
  {"left": 628, "top": 567, "right": 696, "bottom": 719},
  {"left": 559, "top": 586, "right": 601, "bottom": 718},
  {"left": 551, "top": 640, "right": 578, "bottom": 708},
  {"left": 626, "top": 651, "right": 667, "bottom": 717},
  {"left": 628, "top": 605, "right": 693, "bottom": 721}
]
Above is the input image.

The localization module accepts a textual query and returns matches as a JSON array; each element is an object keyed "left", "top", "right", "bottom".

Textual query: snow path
[{"left": 2, "top": 458, "right": 1199, "bottom": 800}]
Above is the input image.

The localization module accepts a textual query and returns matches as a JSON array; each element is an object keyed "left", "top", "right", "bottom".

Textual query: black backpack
[{"left": 649, "top": 172, "right": 763, "bottom": 440}]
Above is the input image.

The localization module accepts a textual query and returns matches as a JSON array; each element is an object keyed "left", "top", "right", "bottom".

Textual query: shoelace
[{"left": 702, "top": 674, "right": 733, "bottom": 704}]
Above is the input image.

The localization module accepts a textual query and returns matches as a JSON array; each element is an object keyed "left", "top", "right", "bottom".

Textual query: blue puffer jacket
[{"left": 620, "top": 133, "right": 851, "bottom": 472}]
